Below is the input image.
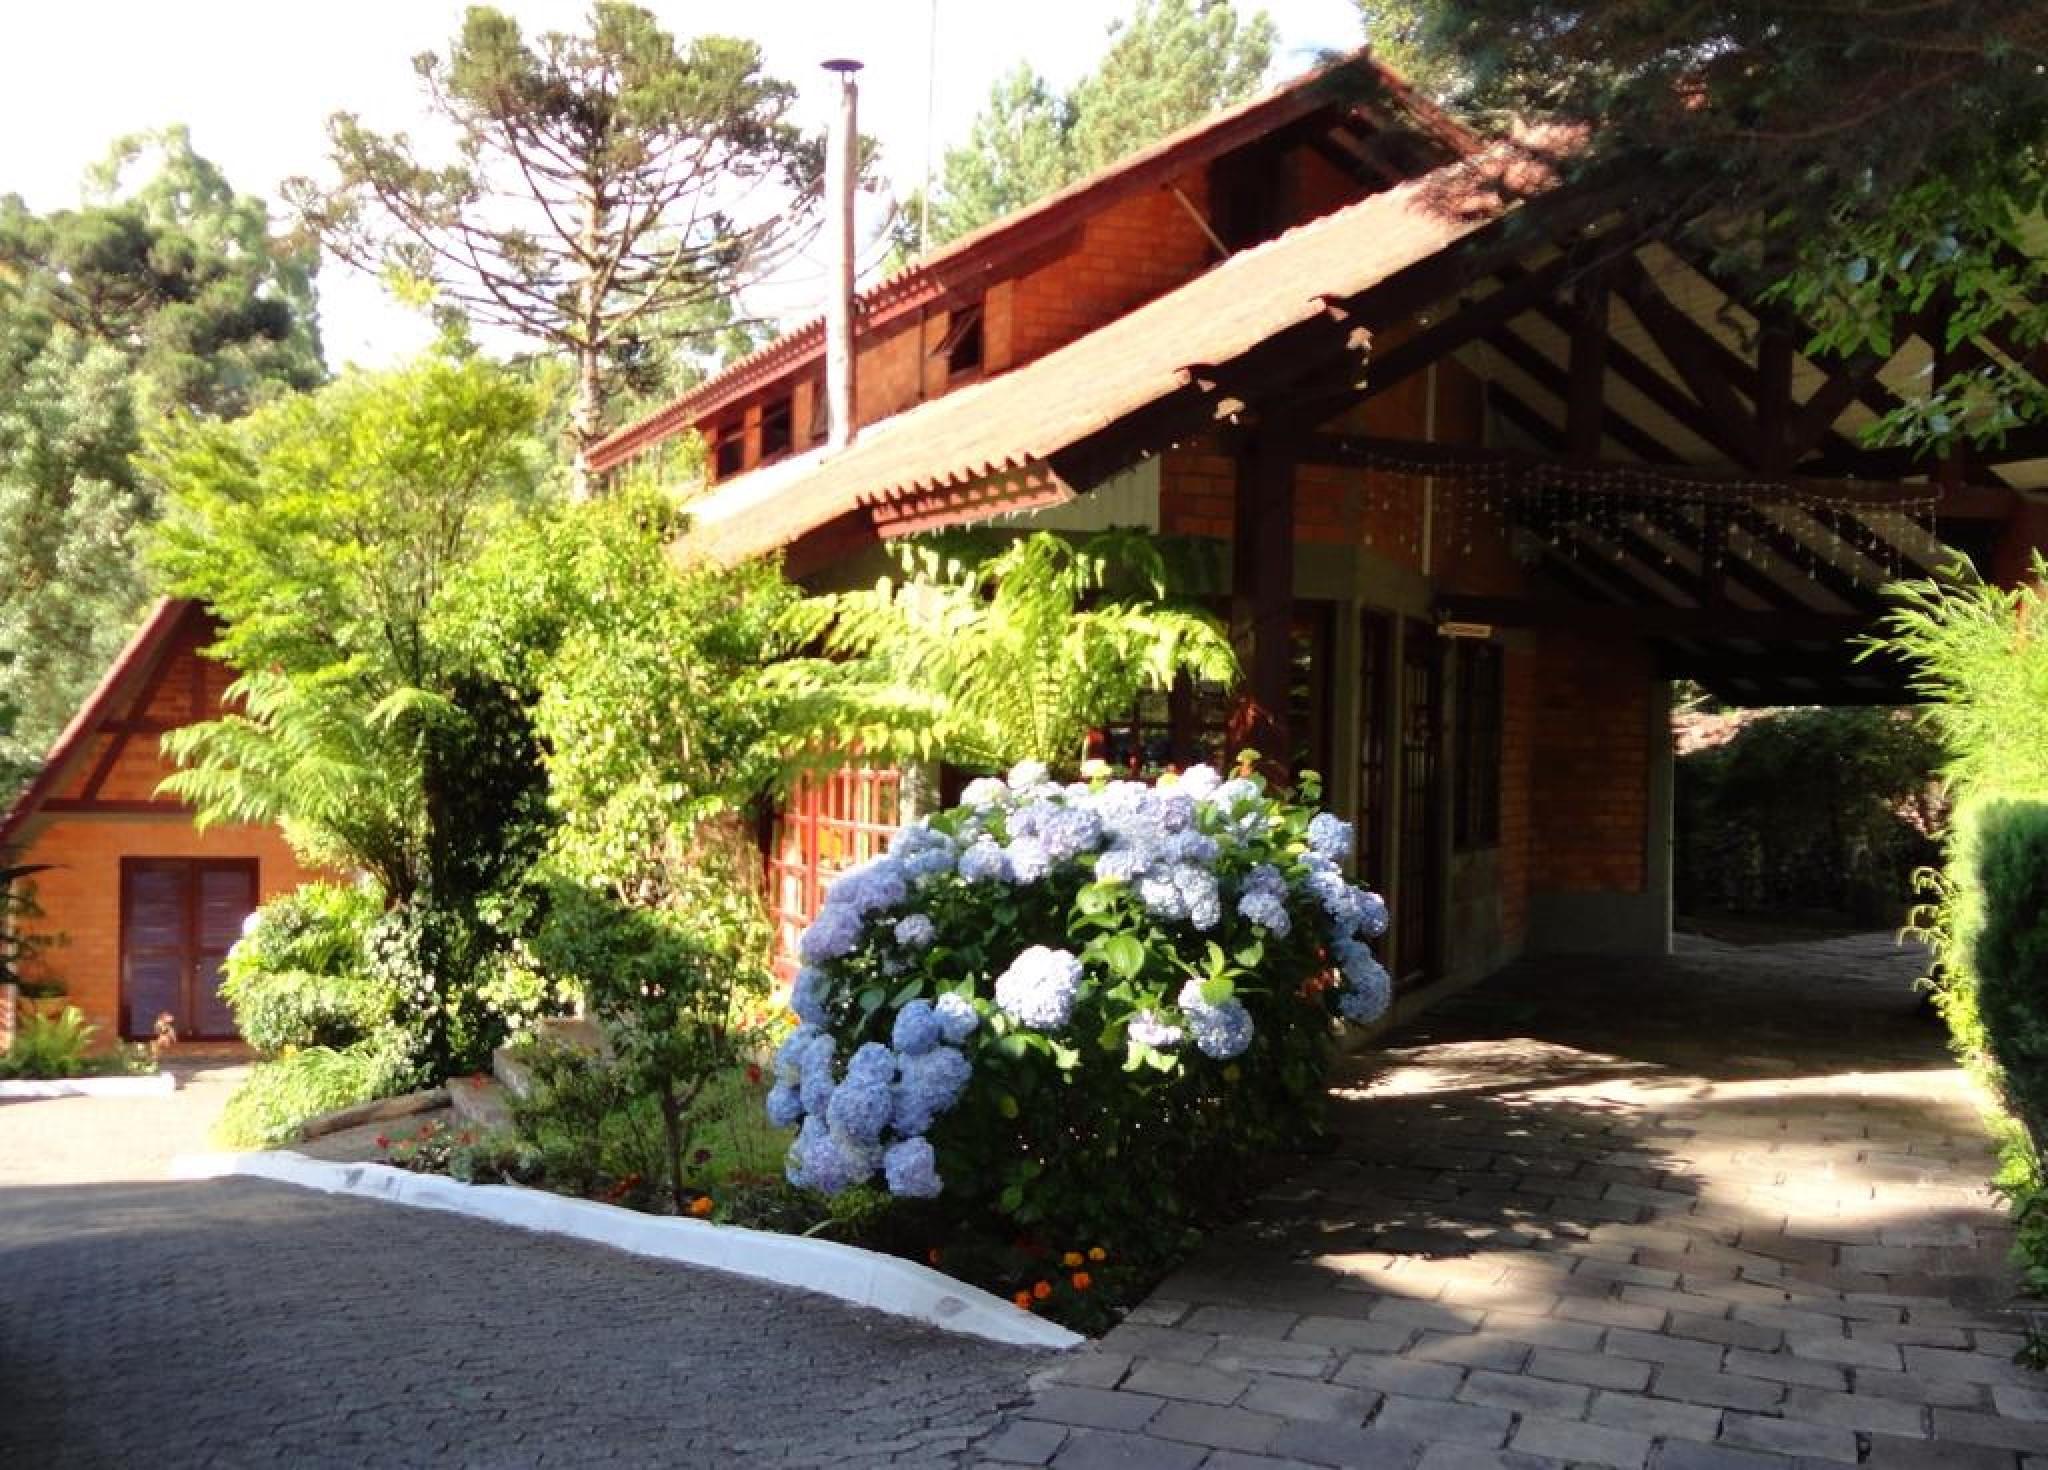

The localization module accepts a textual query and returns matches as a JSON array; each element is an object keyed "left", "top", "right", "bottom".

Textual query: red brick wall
[
  {"left": 1009, "top": 173, "right": 1218, "bottom": 368},
  {"left": 1528, "top": 630, "right": 1653, "bottom": 894}
]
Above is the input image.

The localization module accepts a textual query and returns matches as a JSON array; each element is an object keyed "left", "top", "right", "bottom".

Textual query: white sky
[{"left": 3, "top": 1, "right": 1364, "bottom": 367}]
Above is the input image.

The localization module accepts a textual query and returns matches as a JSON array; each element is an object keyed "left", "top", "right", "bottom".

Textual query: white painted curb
[
  {"left": 0, "top": 1071, "right": 178, "bottom": 1099},
  {"left": 171, "top": 1149, "right": 1081, "bottom": 1352}
]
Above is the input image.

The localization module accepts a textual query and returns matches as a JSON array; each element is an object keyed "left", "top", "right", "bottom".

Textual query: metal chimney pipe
[{"left": 823, "top": 58, "right": 863, "bottom": 449}]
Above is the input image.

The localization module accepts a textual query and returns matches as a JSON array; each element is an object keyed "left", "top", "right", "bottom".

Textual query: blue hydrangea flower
[
  {"left": 957, "top": 838, "right": 1012, "bottom": 884},
  {"left": 894, "top": 913, "right": 936, "bottom": 949},
  {"left": 1138, "top": 874, "right": 1188, "bottom": 921},
  {"left": 1128, "top": 1010, "right": 1184, "bottom": 1050},
  {"left": 826, "top": 1065, "right": 894, "bottom": 1143},
  {"left": 845, "top": 1041, "right": 897, "bottom": 1086},
  {"left": 883, "top": 1137, "right": 943, "bottom": 1199},
  {"left": 790, "top": 968, "right": 830, "bottom": 1026},
  {"left": 1005, "top": 835, "right": 1051, "bottom": 883},
  {"left": 1356, "top": 889, "right": 1390, "bottom": 939},
  {"left": 1038, "top": 806, "right": 1104, "bottom": 861},
  {"left": 995, "top": 945, "right": 1084, "bottom": 1029},
  {"left": 765, "top": 1082, "right": 804, "bottom": 1128},
  {"left": 1156, "top": 792, "right": 1196, "bottom": 832},
  {"left": 1178, "top": 978, "right": 1255, "bottom": 1060},
  {"left": 824, "top": 858, "right": 908, "bottom": 917},
  {"left": 1212, "top": 777, "right": 1260, "bottom": 808},
  {"left": 772, "top": 1024, "right": 826, "bottom": 1085},
  {"left": 1177, "top": 865, "right": 1222, "bottom": 930},
  {"left": 960, "top": 776, "right": 1009, "bottom": 808},
  {"left": 1176, "top": 763, "right": 1222, "bottom": 799},
  {"left": 1307, "top": 812, "right": 1355, "bottom": 862},
  {"left": 1095, "top": 847, "right": 1143, "bottom": 884},
  {"left": 892, "top": 1045, "right": 972, "bottom": 1134},
  {"left": 796, "top": 1031, "right": 839, "bottom": 1116},
  {"left": 1237, "top": 889, "right": 1291, "bottom": 936},
  {"left": 798, "top": 905, "right": 864, "bottom": 965},
  {"left": 787, "top": 1116, "right": 876, "bottom": 1194},
  {"left": 933, "top": 993, "right": 979, "bottom": 1044},
  {"left": 892, "top": 999, "right": 943, "bottom": 1056},
  {"left": 1006, "top": 759, "right": 1049, "bottom": 790}
]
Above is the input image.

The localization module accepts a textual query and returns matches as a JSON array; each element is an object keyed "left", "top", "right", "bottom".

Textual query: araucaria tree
[{"left": 287, "top": 3, "right": 821, "bottom": 493}]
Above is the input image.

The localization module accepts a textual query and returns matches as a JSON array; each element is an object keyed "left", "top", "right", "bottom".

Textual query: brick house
[
  {"left": 592, "top": 55, "right": 2044, "bottom": 1013},
  {"left": 0, "top": 599, "right": 318, "bottom": 1041}
]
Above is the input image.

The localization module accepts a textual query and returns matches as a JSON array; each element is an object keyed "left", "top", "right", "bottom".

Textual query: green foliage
[
  {"left": 528, "top": 882, "right": 766, "bottom": 1211},
  {"left": 1675, "top": 708, "right": 1943, "bottom": 923},
  {"left": 150, "top": 354, "right": 558, "bottom": 1077},
  {"left": 286, "top": 2, "right": 820, "bottom": 472},
  {"left": 1966, "top": 800, "right": 2048, "bottom": 1160},
  {"left": 214, "top": 1041, "right": 416, "bottom": 1148},
  {"left": 0, "top": 130, "right": 321, "bottom": 789},
  {"left": 907, "top": 0, "right": 1276, "bottom": 250},
  {"left": 1, "top": 863, "right": 51, "bottom": 990},
  {"left": 220, "top": 882, "right": 392, "bottom": 1053},
  {"left": 1394, "top": 0, "right": 2047, "bottom": 459},
  {"left": 0, "top": 1004, "right": 152, "bottom": 1080},
  {"left": 798, "top": 530, "right": 1238, "bottom": 772}
]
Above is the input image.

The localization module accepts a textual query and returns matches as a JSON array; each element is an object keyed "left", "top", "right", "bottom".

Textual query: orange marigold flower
[
  {"left": 1061, "top": 1251, "right": 1085, "bottom": 1268},
  {"left": 1032, "top": 1280, "right": 1053, "bottom": 1301},
  {"left": 1013, "top": 1290, "right": 1034, "bottom": 1310},
  {"left": 688, "top": 1196, "right": 715, "bottom": 1218},
  {"left": 1088, "top": 1246, "right": 1107, "bottom": 1262},
  {"left": 1071, "top": 1272, "right": 1093, "bottom": 1292}
]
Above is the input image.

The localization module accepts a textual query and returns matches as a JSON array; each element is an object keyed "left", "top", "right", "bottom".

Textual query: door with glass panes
[{"left": 120, "top": 858, "right": 256, "bottom": 1040}]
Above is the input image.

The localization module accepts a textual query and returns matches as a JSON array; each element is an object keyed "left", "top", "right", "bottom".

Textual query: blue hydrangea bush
[{"left": 767, "top": 760, "right": 1391, "bottom": 1244}]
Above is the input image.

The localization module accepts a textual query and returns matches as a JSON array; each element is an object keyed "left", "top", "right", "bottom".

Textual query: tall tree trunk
[{"left": 570, "top": 184, "right": 606, "bottom": 502}]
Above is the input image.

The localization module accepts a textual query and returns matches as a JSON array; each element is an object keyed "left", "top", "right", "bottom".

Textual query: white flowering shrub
[{"left": 767, "top": 759, "right": 1391, "bottom": 1244}]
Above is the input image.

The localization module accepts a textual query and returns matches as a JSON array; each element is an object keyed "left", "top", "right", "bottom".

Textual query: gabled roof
[
  {"left": 0, "top": 598, "right": 200, "bottom": 850},
  {"left": 675, "top": 140, "right": 1564, "bottom": 564},
  {"left": 590, "top": 50, "right": 1473, "bottom": 475}
]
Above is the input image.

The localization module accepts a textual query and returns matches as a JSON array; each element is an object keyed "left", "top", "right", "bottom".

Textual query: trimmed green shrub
[
  {"left": 213, "top": 1039, "right": 416, "bottom": 1147},
  {"left": 1968, "top": 799, "right": 2048, "bottom": 1158},
  {"left": 220, "top": 882, "right": 392, "bottom": 1053}
]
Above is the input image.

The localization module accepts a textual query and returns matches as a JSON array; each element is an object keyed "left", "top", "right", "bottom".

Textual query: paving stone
[
  {"left": 981, "top": 1419, "right": 1075, "bottom": 1465},
  {"left": 1651, "top": 1439, "right": 1797, "bottom": 1470},
  {"left": 1854, "top": 1369, "right": 1993, "bottom": 1409},
  {"left": 1717, "top": 1348, "right": 1849, "bottom": 1390},
  {"left": 1605, "top": 1327, "right": 1729, "bottom": 1371},
  {"left": 1648, "top": 1367, "right": 1787, "bottom": 1412},
  {"left": 1480, "top": 1310, "right": 1607, "bottom": 1352},
  {"left": 1333, "top": 1352, "right": 1466, "bottom": 1401},
  {"left": 1934, "top": 1410, "right": 2048, "bottom": 1454},
  {"left": 1776, "top": 1385, "right": 1928, "bottom": 1438},
  {"left": 1239, "top": 1379, "right": 1381, "bottom": 1425},
  {"left": 1371, "top": 1393, "right": 1515, "bottom": 1447},
  {"left": 1861, "top": 1431, "right": 2020, "bottom": 1470},
  {"left": 1025, "top": 1387, "right": 1169, "bottom": 1432},
  {"left": 1292, "top": 1316, "right": 1418, "bottom": 1354},
  {"left": 1270, "top": 1421, "right": 1427, "bottom": 1468},
  {"left": 1148, "top": 1401, "right": 1288, "bottom": 1453},
  {"left": 1529, "top": 1346, "right": 1655, "bottom": 1392},
  {"left": 1559, "top": 1296, "right": 1672, "bottom": 1332},
  {"left": 1412, "top": 1332, "right": 1534, "bottom": 1372},
  {"left": 1187, "top": 1307, "right": 1307, "bottom": 1340},
  {"left": 1415, "top": 1445, "right": 1555, "bottom": 1470},
  {"left": 1589, "top": 1390, "right": 1723, "bottom": 1442},
  {"left": 1123, "top": 1359, "right": 1251, "bottom": 1406},
  {"left": 1211, "top": 1336, "right": 1341, "bottom": 1379},
  {"left": 1057, "top": 1352, "right": 1138, "bottom": 1388},
  {"left": 1907, "top": 1347, "right": 2045, "bottom": 1388},
  {"left": 1049, "top": 1428, "right": 1209, "bottom": 1470},
  {"left": 1102, "top": 1325, "right": 1222, "bottom": 1365},
  {"left": 1996, "top": 1386, "right": 2048, "bottom": 1423},
  {"left": 1510, "top": 1414, "right": 1655, "bottom": 1469},
  {"left": 1666, "top": 1314, "right": 1785, "bottom": 1352},
  {"left": 1786, "top": 1333, "right": 1905, "bottom": 1371},
  {"left": 1206, "top": 1454, "right": 1333, "bottom": 1470},
  {"left": 1717, "top": 1411, "right": 1858, "bottom": 1462},
  {"left": 1371, "top": 1298, "right": 1488, "bottom": 1335},
  {"left": 1457, "top": 1369, "right": 1593, "bottom": 1419}
]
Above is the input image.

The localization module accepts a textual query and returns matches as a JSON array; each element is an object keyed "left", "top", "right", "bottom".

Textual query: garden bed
[{"left": 173, "top": 1147, "right": 1080, "bottom": 1349}]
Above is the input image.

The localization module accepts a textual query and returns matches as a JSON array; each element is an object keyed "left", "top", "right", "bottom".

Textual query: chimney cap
[{"left": 822, "top": 57, "right": 864, "bottom": 74}]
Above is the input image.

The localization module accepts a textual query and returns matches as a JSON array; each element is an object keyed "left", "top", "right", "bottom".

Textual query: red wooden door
[{"left": 120, "top": 859, "right": 257, "bottom": 1040}]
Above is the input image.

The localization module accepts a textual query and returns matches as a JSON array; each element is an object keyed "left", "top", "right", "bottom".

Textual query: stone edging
[
  {"left": 0, "top": 1071, "right": 178, "bottom": 1099},
  {"left": 170, "top": 1148, "right": 1082, "bottom": 1352}
]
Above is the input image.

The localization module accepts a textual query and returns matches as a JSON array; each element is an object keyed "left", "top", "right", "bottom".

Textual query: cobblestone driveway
[
  {"left": 0, "top": 1177, "right": 1039, "bottom": 1467},
  {"left": 980, "top": 933, "right": 2043, "bottom": 1470}
]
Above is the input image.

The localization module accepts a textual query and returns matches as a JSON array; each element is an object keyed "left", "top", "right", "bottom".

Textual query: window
[
  {"left": 1452, "top": 641, "right": 1503, "bottom": 850},
  {"left": 760, "top": 394, "right": 793, "bottom": 462},
  {"left": 934, "top": 299, "right": 985, "bottom": 380},
  {"left": 712, "top": 418, "right": 745, "bottom": 480},
  {"left": 808, "top": 376, "right": 831, "bottom": 444}
]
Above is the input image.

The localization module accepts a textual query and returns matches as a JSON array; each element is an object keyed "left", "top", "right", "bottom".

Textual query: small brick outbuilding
[{"left": 0, "top": 599, "right": 316, "bottom": 1041}]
